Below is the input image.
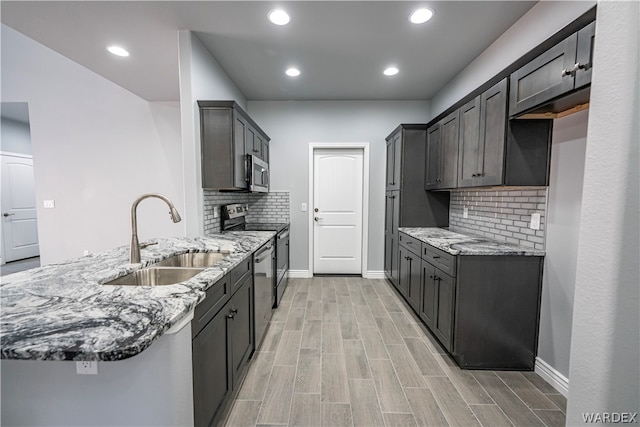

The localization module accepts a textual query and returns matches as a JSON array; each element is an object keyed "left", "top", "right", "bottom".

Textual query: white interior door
[
  {"left": 1, "top": 154, "right": 40, "bottom": 262},
  {"left": 313, "top": 148, "right": 363, "bottom": 274}
]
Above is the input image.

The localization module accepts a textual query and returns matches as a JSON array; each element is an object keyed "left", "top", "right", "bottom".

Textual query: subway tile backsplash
[
  {"left": 449, "top": 188, "right": 547, "bottom": 250},
  {"left": 203, "top": 191, "right": 290, "bottom": 234}
]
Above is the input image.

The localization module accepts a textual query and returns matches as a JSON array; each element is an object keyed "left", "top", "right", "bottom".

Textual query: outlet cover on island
[
  {"left": 43, "top": 200, "right": 55, "bottom": 209},
  {"left": 530, "top": 213, "right": 541, "bottom": 230},
  {"left": 76, "top": 361, "right": 98, "bottom": 375}
]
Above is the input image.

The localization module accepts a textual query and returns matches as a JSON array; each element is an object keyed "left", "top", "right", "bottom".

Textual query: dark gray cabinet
[
  {"left": 384, "top": 125, "right": 449, "bottom": 287},
  {"left": 509, "top": 22, "right": 595, "bottom": 117},
  {"left": 398, "top": 234, "right": 421, "bottom": 312},
  {"left": 458, "top": 79, "right": 508, "bottom": 188},
  {"left": 425, "top": 111, "right": 459, "bottom": 190},
  {"left": 398, "top": 231, "right": 544, "bottom": 370},
  {"left": 198, "top": 101, "right": 270, "bottom": 191},
  {"left": 192, "top": 257, "right": 254, "bottom": 427}
]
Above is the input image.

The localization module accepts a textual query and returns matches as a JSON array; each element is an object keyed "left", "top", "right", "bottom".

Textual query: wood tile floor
[{"left": 224, "top": 277, "right": 567, "bottom": 427}]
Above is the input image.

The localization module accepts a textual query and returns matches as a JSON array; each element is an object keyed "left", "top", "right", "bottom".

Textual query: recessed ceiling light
[
  {"left": 107, "top": 46, "right": 130, "bottom": 57},
  {"left": 269, "top": 9, "right": 290, "bottom": 25},
  {"left": 285, "top": 67, "right": 301, "bottom": 77},
  {"left": 384, "top": 67, "right": 399, "bottom": 76},
  {"left": 410, "top": 8, "right": 434, "bottom": 24}
]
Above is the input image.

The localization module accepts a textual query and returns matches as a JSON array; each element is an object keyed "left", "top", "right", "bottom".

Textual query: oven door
[{"left": 248, "top": 155, "right": 269, "bottom": 193}]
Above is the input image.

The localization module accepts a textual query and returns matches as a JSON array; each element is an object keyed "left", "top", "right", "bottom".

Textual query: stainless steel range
[{"left": 222, "top": 204, "right": 290, "bottom": 309}]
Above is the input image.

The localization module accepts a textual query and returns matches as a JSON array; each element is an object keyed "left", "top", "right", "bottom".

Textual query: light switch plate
[
  {"left": 530, "top": 213, "right": 541, "bottom": 230},
  {"left": 43, "top": 200, "right": 55, "bottom": 209},
  {"left": 301, "top": 203, "right": 308, "bottom": 212},
  {"left": 76, "top": 361, "right": 98, "bottom": 375}
]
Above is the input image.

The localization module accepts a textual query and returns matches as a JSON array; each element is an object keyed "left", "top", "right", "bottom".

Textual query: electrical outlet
[
  {"left": 213, "top": 206, "right": 219, "bottom": 219},
  {"left": 530, "top": 213, "right": 541, "bottom": 230},
  {"left": 76, "top": 361, "right": 98, "bottom": 375},
  {"left": 43, "top": 200, "right": 55, "bottom": 209},
  {"left": 83, "top": 250, "right": 90, "bottom": 256},
  {"left": 463, "top": 206, "right": 469, "bottom": 219}
]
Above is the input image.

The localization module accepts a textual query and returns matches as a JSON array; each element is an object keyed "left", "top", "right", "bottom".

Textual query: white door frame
[{"left": 308, "top": 143, "right": 370, "bottom": 277}]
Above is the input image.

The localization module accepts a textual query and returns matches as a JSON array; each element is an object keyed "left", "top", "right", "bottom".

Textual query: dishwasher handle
[{"left": 255, "top": 245, "right": 273, "bottom": 263}]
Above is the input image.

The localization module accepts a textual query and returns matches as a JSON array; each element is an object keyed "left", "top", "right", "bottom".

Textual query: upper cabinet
[
  {"left": 509, "top": 21, "right": 595, "bottom": 117},
  {"left": 198, "top": 101, "right": 270, "bottom": 191},
  {"left": 425, "top": 111, "right": 459, "bottom": 190},
  {"left": 458, "top": 79, "right": 508, "bottom": 188},
  {"left": 385, "top": 131, "right": 402, "bottom": 191}
]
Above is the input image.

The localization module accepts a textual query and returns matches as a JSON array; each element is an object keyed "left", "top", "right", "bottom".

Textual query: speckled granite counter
[
  {"left": 0, "top": 231, "right": 274, "bottom": 362},
  {"left": 399, "top": 227, "right": 545, "bottom": 256}
]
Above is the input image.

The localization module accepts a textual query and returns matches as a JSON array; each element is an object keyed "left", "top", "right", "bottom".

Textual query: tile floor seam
[{"left": 491, "top": 371, "right": 554, "bottom": 427}]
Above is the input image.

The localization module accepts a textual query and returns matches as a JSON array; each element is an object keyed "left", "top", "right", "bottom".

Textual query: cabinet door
[
  {"left": 229, "top": 274, "right": 254, "bottom": 389},
  {"left": 420, "top": 261, "right": 436, "bottom": 330},
  {"left": 390, "top": 191, "right": 400, "bottom": 286},
  {"left": 398, "top": 246, "right": 410, "bottom": 296},
  {"left": 385, "top": 133, "right": 401, "bottom": 191},
  {"left": 575, "top": 21, "right": 595, "bottom": 88},
  {"left": 477, "top": 78, "right": 507, "bottom": 187},
  {"left": 509, "top": 32, "right": 578, "bottom": 116},
  {"left": 246, "top": 126, "right": 257, "bottom": 157},
  {"left": 233, "top": 114, "right": 249, "bottom": 189},
  {"left": 384, "top": 192, "right": 394, "bottom": 279},
  {"left": 434, "top": 270, "right": 455, "bottom": 352},
  {"left": 406, "top": 250, "right": 421, "bottom": 312},
  {"left": 440, "top": 110, "right": 460, "bottom": 189},
  {"left": 192, "top": 309, "right": 231, "bottom": 427},
  {"left": 262, "top": 139, "right": 269, "bottom": 164},
  {"left": 425, "top": 124, "right": 441, "bottom": 190},
  {"left": 457, "top": 97, "right": 481, "bottom": 187}
]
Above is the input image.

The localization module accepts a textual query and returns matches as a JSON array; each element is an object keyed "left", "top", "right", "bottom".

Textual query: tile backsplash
[
  {"left": 449, "top": 187, "right": 548, "bottom": 250},
  {"left": 203, "top": 191, "right": 290, "bottom": 234}
]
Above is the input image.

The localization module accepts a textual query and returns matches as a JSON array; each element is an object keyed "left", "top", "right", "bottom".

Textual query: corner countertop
[
  {"left": 0, "top": 232, "right": 275, "bottom": 362},
  {"left": 399, "top": 227, "right": 545, "bottom": 256}
]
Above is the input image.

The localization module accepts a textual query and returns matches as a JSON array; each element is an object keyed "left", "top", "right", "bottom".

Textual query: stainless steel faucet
[{"left": 130, "top": 193, "right": 182, "bottom": 264}]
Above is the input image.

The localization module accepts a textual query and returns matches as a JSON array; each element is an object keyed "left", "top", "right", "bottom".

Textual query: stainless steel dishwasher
[{"left": 253, "top": 239, "right": 275, "bottom": 347}]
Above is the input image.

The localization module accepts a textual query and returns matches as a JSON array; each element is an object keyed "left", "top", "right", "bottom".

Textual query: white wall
[
  {"left": 538, "top": 110, "right": 588, "bottom": 385},
  {"left": 429, "top": 1, "right": 596, "bottom": 119},
  {"left": 177, "top": 31, "right": 247, "bottom": 237},
  {"left": 1, "top": 116, "right": 32, "bottom": 155},
  {"left": 567, "top": 1, "right": 639, "bottom": 423},
  {"left": 1, "top": 25, "right": 185, "bottom": 264},
  {"left": 247, "top": 100, "right": 430, "bottom": 275}
]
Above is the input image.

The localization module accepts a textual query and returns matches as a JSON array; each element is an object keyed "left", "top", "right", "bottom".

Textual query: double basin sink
[{"left": 105, "top": 252, "right": 229, "bottom": 286}]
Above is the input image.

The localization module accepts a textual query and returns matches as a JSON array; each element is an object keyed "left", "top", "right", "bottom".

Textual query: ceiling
[{"left": 1, "top": 1, "right": 537, "bottom": 102}]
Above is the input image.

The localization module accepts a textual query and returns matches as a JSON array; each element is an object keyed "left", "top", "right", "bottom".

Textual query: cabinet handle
[
  {"left": 253, "top": 149, "right": 259, "bottom": 153},
  {"left": 429, "top": 275, "right": 434, "bottom": 279},
  {"left": 432, "top": 256, "right": 440, "bottom": 259},
  {"left": 231, "top": 307, "right": 238, "bottom": 314},
  {"left": 561, "top": 68, "right": 573, "bottom": 77},
  {"left": 562, "top": 63, "right": 584, "bottom": 78}
]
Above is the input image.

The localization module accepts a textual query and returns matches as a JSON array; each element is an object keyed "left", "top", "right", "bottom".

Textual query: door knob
[
  {"left": 314, "top": 208, "right": 318, "bottom": 212},
  {"left": 3, "top": 213, "right": 15, "bottom": 217},
  {"left": 314, "top": 216, "right": 320, "bottom": 222}
]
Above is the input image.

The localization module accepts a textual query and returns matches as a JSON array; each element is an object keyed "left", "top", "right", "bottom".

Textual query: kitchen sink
[
  {"left": 154, "top": 252, "right": 229, "bottom": 268},
  {"left": 104, "top": 267, "right": 204, "bottom": 286}
]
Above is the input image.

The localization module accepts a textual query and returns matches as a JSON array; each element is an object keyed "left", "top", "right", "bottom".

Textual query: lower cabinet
[
  {"left": 399, "top": 231, "right": 544, "bottom": 370},
  {"left": 192, "top": 257, "right": 254, "bottom": 427}
]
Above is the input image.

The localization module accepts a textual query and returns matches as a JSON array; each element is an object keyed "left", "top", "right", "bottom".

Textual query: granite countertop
[
  {"left": 399, "top": 227, "right": 545, "bottom": 256},
  {"left": 0, "top": 231, "right": 274, "bottom": 362}
]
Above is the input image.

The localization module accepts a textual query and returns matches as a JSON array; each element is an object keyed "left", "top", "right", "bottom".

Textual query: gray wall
[
  {"left": 1, "top": 116, "right": 32, "bottom": 155},
  {"left": 567, "top": 1, "right": 639, "bottom": 423},
  {"left": 177, "top": 31, "right": 247, "bottom": 237},
  {"left": 1, "top": 25, "right": 185, "bottom": 264},
  {"left": 539, "top": 110, "right": 588, "bottom": 382},
  {"left": 247, "top": 100, "right": 429, "bottom": 275}
]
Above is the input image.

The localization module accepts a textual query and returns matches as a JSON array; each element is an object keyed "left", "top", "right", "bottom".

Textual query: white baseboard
[
  {"left": 364, "top": 271, "right": 386, "bottom": 279},
  {"left": 287, "top": 270, "right": 312, "bottom": 278},
  {"left": 535, "top": 357, "right": 569, "bottom": 397}
]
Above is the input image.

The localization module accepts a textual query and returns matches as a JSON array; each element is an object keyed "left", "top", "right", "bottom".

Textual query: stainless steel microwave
[{"left": 248, "top": 154, "right": 269, "bottom": 193}]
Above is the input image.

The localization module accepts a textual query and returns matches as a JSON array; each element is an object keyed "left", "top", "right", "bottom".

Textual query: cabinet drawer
[
  {"left": 230, "top": 255, "right": 253, "bottom": 294},
  {"left": 422, "top": 244, "right": 456, "bottom": 277},
  {"left": 399, "top": 232, "right": 421, "bottom": 253},
  {"left": 193, "top": 275, "right": 230, "bottom": 338}
]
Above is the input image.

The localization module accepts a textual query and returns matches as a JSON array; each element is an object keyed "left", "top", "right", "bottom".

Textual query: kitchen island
[{"left": 1, "top": 232, "right": 274, "bottom": 426}]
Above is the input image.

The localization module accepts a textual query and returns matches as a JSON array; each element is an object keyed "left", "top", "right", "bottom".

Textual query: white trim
[
  {"left": 287, "top": 270, "right": 313, "bottom": 278},
  {"left": 308, "top": 143, "right": 370, "bottom": 277},
  {"left": 0, "top": 151, "right": 33, "bottom": 159},
  {"left": 534, "top": 357, "right": 569, "bottom": 397},
  {"left": 364, "top": 271, "right": 386, "bottom": 279}
]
